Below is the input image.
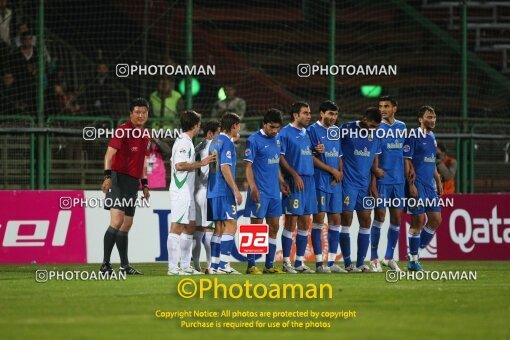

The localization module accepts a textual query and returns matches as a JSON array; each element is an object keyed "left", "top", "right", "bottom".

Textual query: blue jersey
[
  {"left": 244, "top": 130, "right": 282, "bottom": 199},
  {"left": 340, "top": 121, "right": 382, "bottom": 189},
  {"left": 377, "top": 119, "right": 406, "bottom": 185},
  {"left": 307, "top": 121, "right": 342, "bottom": 193},
  {"left": 207, "top": 133, "right": 236, "bottom": 198},
  {"left": 403, "top": 128, "right": 437, "bottom": 189},
  {"left": 279, "top": 123, "right": 314, "bottom": 176}
]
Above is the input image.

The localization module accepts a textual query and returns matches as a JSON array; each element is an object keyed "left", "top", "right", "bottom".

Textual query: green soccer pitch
[{"left": 1, "top": 261, "right": 509, "bottom": 339}]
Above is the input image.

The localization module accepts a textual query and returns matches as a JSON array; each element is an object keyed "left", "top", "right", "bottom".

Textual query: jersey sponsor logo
[
  {"left": 324, "top": 147, "right": 339, "bottom": 158},
  {"left": 354, "top": 147, "right": 370, "bottom": 157},
  {"left": 268, "top": 154, "right": 279, "bottom": 164},
  {"left": 386, "top": 140, "right": 403, "bottom": 149},
  {"left": 301, "top": 148, "right": 312, "bottom": 156},
  {"left": 131, "top": 146, "right": 139, "bottom": 152},
  {"left": 226, "top": 150, "right": 232, "bottom": 159},
  {"left": 424, "top": 153, "right": 436, "bottom": 163}
]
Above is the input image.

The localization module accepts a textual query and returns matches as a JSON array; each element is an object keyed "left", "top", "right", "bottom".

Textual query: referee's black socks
[
  {"left": 103, "top": 226, "right": 119, "bottom": 264},
  {"left": 115, "top": 230, "right": 129, "bottom": 267}
]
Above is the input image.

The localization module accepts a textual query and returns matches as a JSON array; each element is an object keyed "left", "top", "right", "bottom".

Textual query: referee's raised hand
[{"left": 101, "top": 177, "right": 112, "bottom": 193}]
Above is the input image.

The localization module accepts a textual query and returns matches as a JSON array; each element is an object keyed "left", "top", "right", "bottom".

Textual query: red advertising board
[
  {"left": 0, "top": 191, "right": 87, "bottom": 263},
  {"left": 399, "top": 194, "right": 510, "bottom": 260}
]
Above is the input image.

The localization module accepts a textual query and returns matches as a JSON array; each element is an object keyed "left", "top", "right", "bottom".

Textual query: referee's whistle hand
[{"left": 101, "top": 178, "right": 112, "bottom": 193}]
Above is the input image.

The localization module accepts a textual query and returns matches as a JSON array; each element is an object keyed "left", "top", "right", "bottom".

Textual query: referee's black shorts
[{"left": 104, "top": 171, "right": 139, "bottom": 217}]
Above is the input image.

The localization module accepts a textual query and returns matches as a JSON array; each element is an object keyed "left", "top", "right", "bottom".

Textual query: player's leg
[
  {"left": 355, "top": 209, "right": 373, "bottom": 272},
  {"left": 312, "top": 190, "right": 327, "bottom": 271},
  {"left": 371, "top": 183, "right": 388, "bottom": 270},
  {"left": 210, "top": 221, "right": 224, "bottom": 273},
  {"left": 202, "top": 226, "right": 214, "bottom": 273},
  {"left": 167, "top": 222, "right": 186, "bottom": 275},
  {"left": 420, "top": 187, "right": 442, "bottom": 253},
  {"left": 218, "top": 218, "right": 240, "bottom": 275},
  {"left": 294, "top": 176, "right": 316, "bottom": 273},
  {"left": 244, "top": 194, "right": 266, "bottom": 274},
  {"left": 340, "top": 186, "right": 358, "bottom": 272},
  {"left": 245, "top": 217, "right": 264, "bottom": 274},
  {"left": 100, "top": 208, "right": 124, "bottom": 273},
  {"left": 263, "top": 214, "right": 284, "bottom": 274},
  {"left": 192, "top": 226, "right": 204, "bottom": 272},
  {"left": 380, "top": 207, "right": 403, "bottom": 271},
  {"left": 180, "top": 219, "right": 203, "bottom": 275},
  {"left": 326, "top": 212, "right": 346, "bottom": 273},
  {"left": 280, "top": 214, "right": 298, "bottom": 273},
  {"left": 408, "top": 213, "right": 426, "bottom": 271}
]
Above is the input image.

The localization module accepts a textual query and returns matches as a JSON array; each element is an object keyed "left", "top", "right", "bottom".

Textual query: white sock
[
  {"left": 192, "top": 231, "right": 204, "bottom": 269},
  {"left": 203, "top": 232, "right": 213, "bottom": 269},
  {"left": 179, "top": 233, "right": 194, "bottom": 269},
  {"left": 167, "top": 233, "right": 180, "bottom": 271}
]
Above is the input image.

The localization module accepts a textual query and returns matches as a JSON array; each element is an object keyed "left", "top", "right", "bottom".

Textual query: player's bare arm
[
  {"left": 102, "top": 146, "right": 117, "bottom": 193},
  {"left": 312, "top": 155, "right": 342, "bottom": 184},
  {"left": 142, "top": 157, "right": 150, "bottom": 200},
  {"left": 434, "top": 167, "right": 443, "bottom": 196},
  {"left": 220, "top": 164, "right": 242, "bottom": 205},
  {"left": 280, "top": 155, "right": 304, "bottom": 191},
  {"left": 174, "top": 154, "right": 215, "bottom": 172},
  {"left": 371, "top": 154, "right": 385, "bottom": 178},
  {"left": 244, "top": 161, "right": 260, "bottom": 202},
  {"left": 278, "top": 169, "right": 290, "bottom": 196}
]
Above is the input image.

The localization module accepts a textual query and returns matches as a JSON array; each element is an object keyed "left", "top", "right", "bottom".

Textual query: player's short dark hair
[
  {"left": 363, "top": 107, "right": 382, "bottom": 123},
  {"left": 180, "top": 110, "right": 201, "bottom": 132},
  {"left": 289, "top": 101, "right": 309, "bottom": 120},
  {"left": 437, "top": 143, "right": 447, "bottom": 153},
  {"left": 202, "top": 120, "right": 220, "bottom": 135},
  {"left": 417, "top": 105, "right": 435, "bottom": 118},
  {"left": 319, "top": 100, "right": 338, "bottom": 113},
  {"left": 263, "top": 108, "right": 283, "bottom": 125},
  {"left": 130, "top": 98, "right": 150, "bottom": 112},
  {"left": 220, "top": 112, "right": 241, "bottom": 132},
  {"left": 379, "top": 95, "right": 398, "bottom": 107}
]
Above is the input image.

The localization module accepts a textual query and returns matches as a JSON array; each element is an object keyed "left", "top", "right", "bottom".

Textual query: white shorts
[
  {"left": 195, "top": 187, "right": 213, "bottom": 228},
  {"left": 189, "top": 197, "right": 196, "bottom": 222},
  {"left": 170, "top": 189, "right": 191, "bottom": 224}
]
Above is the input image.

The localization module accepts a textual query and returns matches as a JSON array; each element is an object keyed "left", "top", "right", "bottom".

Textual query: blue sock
[
  {"left": 294, "top": 230, "right": 308, "bottom": 268},
  {"left": 210, "top": 235, "right": 221, "bottom": 270},
  {"left": 384, "top": 224, "right": 400, "bottom": 260},
  {"left": 370, "top": 220, "right": 383, "bottom": 260},
  {"left": 311, "top": 224, "right": 323, "bottom": 266},
  {"left": 327, "top": 225, "right": 340, "bottom": 266},
  {"left": 356, "top": 228, "right": 370, "bottom": 267},
  {"left": 339, "top": 226, "right": 351, "bottom": 267},
  {"left": 247, "top": 254, "right": 256, "bottom": 268},
  {"left": 265, "top": 238, "right": 277, "bottom": 269},
  {"left": 408, "top": 232, "right": 420, "bottom": 256},
  {"left": 219, "top": 234, "right": 234, "bottom": 269},
  {"left": 420, "top": 225, "right": 435, "bottom": 250},
  {"left": 281, "top": 229, "right": 293, "bottom": 259}
]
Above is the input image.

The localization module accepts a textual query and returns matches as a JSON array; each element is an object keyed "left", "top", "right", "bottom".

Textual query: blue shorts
[
  {"left": 244, "top": 193, "right": 282, "bottom": 219},
  {"left": 342, "top": 185, "right": 371, "bottom": 211},
  {"left": 207, "top": 195, "right": 238, "bottom": 221},
  {"left": 282, "top": 175, "right": 318, "bottom": 215},
  {"left": 407, "top": 181, "right": 441, "bottom": 215},
  {"left": 316, "top": 189, "right": 342, "bottom": 214},
  {"left": 376, "top": 183, "right": 406, "bottom": 209}
]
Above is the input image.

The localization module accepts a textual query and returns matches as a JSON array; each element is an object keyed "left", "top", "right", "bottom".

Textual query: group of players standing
[
  {"left": 98, "top": 96, "right": 442, "bottom": 275},
  {"left": 166, "top": 96, "right": 443, "bottom": 275}
]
